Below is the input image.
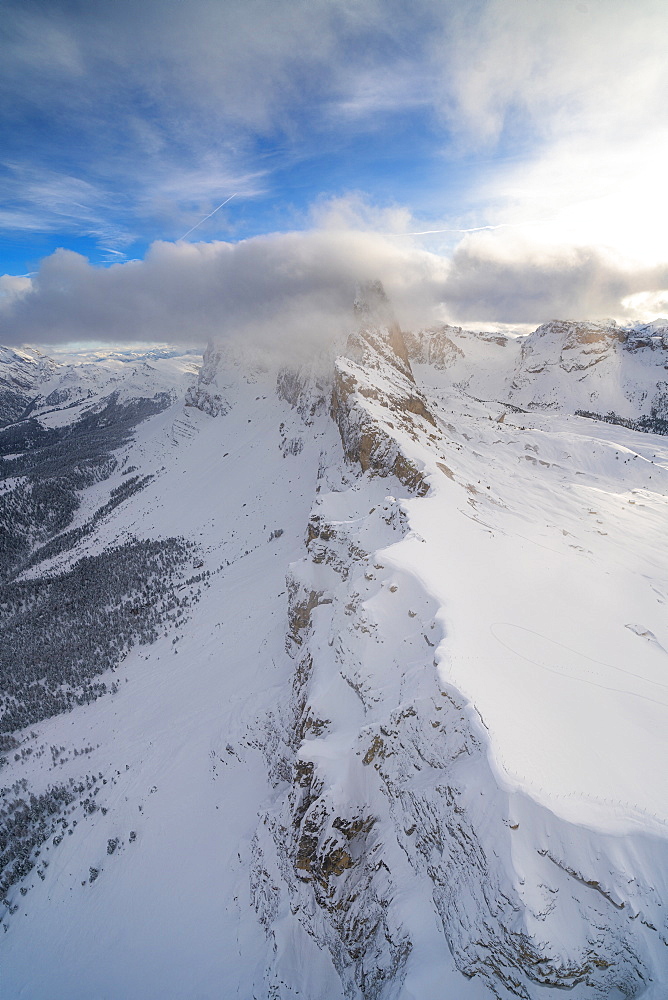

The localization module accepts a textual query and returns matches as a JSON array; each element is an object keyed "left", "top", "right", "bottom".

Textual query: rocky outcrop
[
  {"left": 185, "top": 341, "right": 229, "bottom": 416},
  {"left": 624, "top": 319, "right": 668, "bottom": 352},
  {"left": 331, "top": 283, "right": 439, "bottom": 496},
  {"left": 248, "top": 291, "right": 668, "bottom": 999},
  {"left": 504, "top": 318, "right": 668, "bottom": 417},
  {"left": 518, "top": 320, "right": 625, "bottom": 376},
  {"left": 254, "top": 472, "right": 663, "bottom": 999},
  {"left": 402, "top": 316, "right": 668, "bottom": 425},
  {"left": 351, "top": 280, "right": 414, "bottom": 381},
  {"left": 253, "top": 496, "right": 417, "bottom": 999},
  {"left": 276, "top": 363, "right": 329, "bottom": 425},
  {"left": 404, "top": 324, "right": 466, "bottom": 369}
]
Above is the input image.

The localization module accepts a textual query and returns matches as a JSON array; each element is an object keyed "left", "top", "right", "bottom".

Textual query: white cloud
[
  {"left": 442, "top": 231, "right": 668, "bottom": 323},
  {"left": 3, "top": 0, "right": 668, "bottom": 333},
  {"left": 0, "top": 274, "right": 32, "bottom": 304},
  {"left": 0, "top": 231, "right": 448, "bottom": 353},
  {"left": 470, "top": 128, "right": 668, "bottom": 267},
  {"left": 421, "top": 1, "right": 668, "bottom": 272},
  {"left": 3, "top": 219, "right": 668, "bottom": 352},
  {"left": 434, "top": 0, "right": 668, "bottom": 147}
]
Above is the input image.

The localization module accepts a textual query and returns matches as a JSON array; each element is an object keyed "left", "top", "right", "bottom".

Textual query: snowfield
[{"left": 0, "top": 297, "right": 667, "bottom": 998}]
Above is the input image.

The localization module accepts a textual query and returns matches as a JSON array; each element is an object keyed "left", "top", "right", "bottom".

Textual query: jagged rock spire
[
  {"left": 348, "top": 280, "right": 413, "bottom": 379},
  {"left": 184, "top": 340, "right": 229, "bottom": 416}
]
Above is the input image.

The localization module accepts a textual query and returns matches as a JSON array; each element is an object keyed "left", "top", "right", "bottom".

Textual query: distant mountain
[
  {"left": 0, "top": 304, "right": 667, "bottom": 999},
  {"left": 0, "top": 346, "right": 57, "bottom": 427},
  {"left": 405, "top": 316, "right": 668, "bottom": 422}
]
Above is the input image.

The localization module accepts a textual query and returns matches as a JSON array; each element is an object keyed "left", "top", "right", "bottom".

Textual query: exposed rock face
[
  {"left": 352, "top": 280, "right": 412, "bottom": 377},
  {"left": 254, "top": 496, "right": 417, "bottom": 1000},
  {"left": 402, "top": 317, "right": 667, "bottom": 423},
  {"left": 276, "top": 363, "right": 329, "bottom": 426},
  {"left": 624, "top": 319, "right": 668, "bottom": 352},
  {"left": 518, "top": 320, "right": 625, "bottom": 376},
  {"left": 504, "top": 319, "right": 668, "bottom": 417},
  {"left": 331, "top": 282, "right": 438, "bottom": 496},
  {"left": 621, "top": 321, "right": 668, "bottom": 420},
  {"left": 247, "top": 292, "right": 668, "bottom": 998},
  {"left": 404, "top": 325, "right": 466, "bottom": 369},
  {"left": 254, "top": 407, "right": 660, "bottom": 1000},
  {"left": 185, "top": 341, "right": 230, "bottom": 416}
]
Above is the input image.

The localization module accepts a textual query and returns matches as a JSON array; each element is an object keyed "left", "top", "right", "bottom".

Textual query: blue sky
[
  {"left": 0, "top": 2, "right": 503, "bottom": 272},
  {"left": 2, "top": 0, "right": 668, "bottom": 346}
]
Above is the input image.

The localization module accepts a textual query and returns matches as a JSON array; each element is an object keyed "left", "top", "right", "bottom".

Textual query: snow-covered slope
[
  {"left": 0, "top": 346, "right": 57, "bottom": 427},
  {"left": 0, "top": 344, "right": 200, "bottom": 429},
  {"left": 404, "top": 317, "right": 668, "bottom": 424},
  {"left": 1, "top": 309, "right": 667, "bottom": 999},
  {"left": 509, "top": 320, "right": 668, "bottom": 418}
]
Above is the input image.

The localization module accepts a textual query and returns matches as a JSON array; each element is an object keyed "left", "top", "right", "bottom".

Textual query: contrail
[
  {"left": 179, "top": 193, "right": 237, "bottom": 240},
  {"left": 392, "top": 220, "right": 547, "bottom": 236}
]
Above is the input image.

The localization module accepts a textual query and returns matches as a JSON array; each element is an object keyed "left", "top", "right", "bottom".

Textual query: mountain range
[{"left": 0, "top": 286, "right": 667, "bottom": 999}]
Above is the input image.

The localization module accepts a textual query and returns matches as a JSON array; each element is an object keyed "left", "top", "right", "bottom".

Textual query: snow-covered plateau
[{"left": 1, "top": 287, "right": 667, "bottom": 999}]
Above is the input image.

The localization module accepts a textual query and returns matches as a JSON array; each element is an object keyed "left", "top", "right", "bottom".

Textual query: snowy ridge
[
  {"left": 252, "top": 316, "right": 668, "bottom": 997},
  {"left": 404, "top": 318, "right": 668, "bottom": 423},
  {"left": 0, "top": 346, "right": 57, "bottom": 427},
  {"left": 185, "top": 340, "right": 230, "bottom": 416},
  {"left": 0, "top": 345, "right": 200, "bottom": 431},
  {"left": 0, "top": 300, "right": 667, "bottom": 998}
]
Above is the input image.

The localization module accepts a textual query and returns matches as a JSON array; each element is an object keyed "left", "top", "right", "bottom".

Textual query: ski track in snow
[{"left": 490, "top": 622, "right": 668, "bottom": 705}]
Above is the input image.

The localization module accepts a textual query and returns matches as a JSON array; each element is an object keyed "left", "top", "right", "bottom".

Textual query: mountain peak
[{"left": 348, "top": 280, "right": 413, "bottom": 380}]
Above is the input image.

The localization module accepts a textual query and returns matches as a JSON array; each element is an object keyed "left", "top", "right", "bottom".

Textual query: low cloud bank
[
  {"left": 0, "top": 231, "right": 448, "bottom": 354},
  {"left": 445, "top": 235, "right": 668, "bottom": 324},
  {"left": 2, "top": 229, "right": 668, "bottom": 353}
]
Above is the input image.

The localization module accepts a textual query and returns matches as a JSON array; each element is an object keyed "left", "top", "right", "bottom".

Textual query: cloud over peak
[
  {"left": 0, "top": 230, "right": 446, "bottom": 352},
  {"left": 3, "top": 218, "right": 668, "bottom": 353},
  {"left": 2, "top": 1, "right": 668, "bottom": 335}
]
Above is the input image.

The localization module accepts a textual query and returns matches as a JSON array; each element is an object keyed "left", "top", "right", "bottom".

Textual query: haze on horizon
[{"left": 1, "top": 0, "right": 668, "bottom": 351}]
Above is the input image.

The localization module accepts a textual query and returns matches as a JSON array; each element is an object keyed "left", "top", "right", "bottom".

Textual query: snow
[
  {"left": 31, "top": 351, "right": 201, "bottom": 428},
  {"left": 1, "top": 315, "right": 667, "bottom": 998},
  {"left": 1, "top": 363, "right": 343, "bottom": 999},
  {"left": 382, "top": 372, "right": 668, "bottom": 834}
]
